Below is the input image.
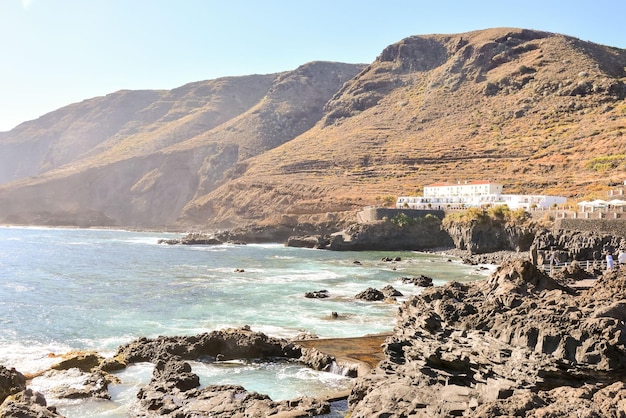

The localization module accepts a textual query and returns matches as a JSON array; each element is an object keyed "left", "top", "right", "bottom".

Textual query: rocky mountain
[
  {"left": 0, "top": 28, "right": 625, "bottom": 229},
  {"left": 0, "top": 62, "right": 364, "bottom": 227}
]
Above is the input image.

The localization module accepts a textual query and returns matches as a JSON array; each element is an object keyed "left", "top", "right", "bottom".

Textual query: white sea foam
[
  {"left": 4, "top": 282, "right": 34, "bottom": 292},
  {"left": 0, "top": 340, "right": 74, "bottom": 371}
]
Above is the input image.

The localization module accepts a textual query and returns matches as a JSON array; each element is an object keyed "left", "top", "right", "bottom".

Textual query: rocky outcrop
[
  {"left": 135, "top": 358, "right": 331, "bottom": 417},
  {"left": 114, "top": 328, "right": 349, "bottom": 416},
  {"left": 113, "top": 327, "right": 346, "bottom": 375},
  {"left": 326, "top": 212, "right": 539, "bottom": 253},
  {"left": 286, "top": 235, "right": 330, "bottom": 249},
  {"left": 347, "top": 259, "right": 626, "bottom": 417},
  {"left": 114, "top": 328, "right": 301, "bottom": 364},
  {"left": 355, "top": 288, "right": 385, "bottom": 301},
  {"left": 0, "top": 366, "right": 26, "bottom": 404},
  {"left": 304, "top": 289, "right": 330, "bottom": 299},
  {"left": 328, "top": 219, "right": 453, "bottom": 251},
  {"left": 161, "top": 220, "right": 344, "bottom": 246},
  {"left": 531, "top": 228, "right": 626, "bottom": 265},
  {"left": 50, "top": 351, "right": 103, "bottom": 373},
  {"left": 1, "top": 328, "right": 352, "bottom": 418},
  {"left": 0, "top": 388, "right": 63, "bottom": 418},
  {"left": 0, "top": 352, "right": 125, "bottom": 417},
  {"left": 400, "top": 275, "right": 434, "bottom": 287},
  {"left": 38, "top": 369, "right": 111, "bottom": 401},
  {"left": 158, "top": 233, "right": 225, "bottom": 245},
  {"left": 381, "top": 285, "right": 403, "bottom": 298},
  {"left": 443, "top": 219, "right": 536, "bottom": 254}
]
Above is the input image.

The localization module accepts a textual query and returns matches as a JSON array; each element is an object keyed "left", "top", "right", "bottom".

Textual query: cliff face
[
  {"left": 1, "top": 28, "right": 625, "bottom": 229},
  {"left": 443, "top": 220, "right": 536, "bottom": 254},
  {"left": 327, "top": 219, "right": 454, "bottom": 251}
]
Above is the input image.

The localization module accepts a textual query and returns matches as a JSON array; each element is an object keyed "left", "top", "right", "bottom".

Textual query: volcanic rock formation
[{"left": 347, "top": 259, "right": 626, "bottom": 416}]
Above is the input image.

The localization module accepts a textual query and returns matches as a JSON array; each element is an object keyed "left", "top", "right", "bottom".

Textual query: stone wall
[
  {"left": 555, "top": 218, "right": 626, "bottom": 237},
  {"left": 357, "top": 207, "right": 445, "bottom": 223}
]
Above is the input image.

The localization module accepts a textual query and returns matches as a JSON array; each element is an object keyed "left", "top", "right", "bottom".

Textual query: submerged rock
[
  {"left": 400, "top": 275, "right": 434, "bottom": 287},
  {"left": 305, "top": 289, "right": 330, "bottom": 299}
]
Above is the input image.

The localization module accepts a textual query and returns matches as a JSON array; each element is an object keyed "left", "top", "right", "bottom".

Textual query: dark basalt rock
[
  {"left": 158, "top": 233, "right": 224, "bottom": 245},
  {"left": 355, "top": 287, "right": 385, "bottom": 301},
  {"left": 137, "top": 370, "right": 331, "bottom": 418},
  {"left": 113, "top": 327, "right": 349, "bottom": 375},
  {"left": 347, "top": 260, "right": 626, "bottom": 417},
  {"left": 400, "top": 275, "right": 434, "bottom": 287},
  {"left": 114, "top": 327, "right": 303, "bottom": 364},
  {"left": 287, "top": 235, "right": 330, "bottom": 249},
  {"left": 531, "top": 229, "right": 626, "bottom": 265},
  {"left": 305, "top": 289, "right": 330, "bottom": 299},
  {"left": 0, "top": 388, "right": 63, "bottom": 418},
  {"left": 114, "top": 327, "right": 348, "bottom": 416},
  {"left": 0, "top": 365, "right": 26, "bottom": 404},
  {"left": 329, "top": 220, "right": 453, "bottom": 251},
  {"left": 42, "top": 369, "right": 111, "bottom": 400},
  {"left": 381, "top": 285, "right": 403, "bottom": 298},
  {"left": 444, "top": 221, "right": 537, "bottom": 254}
]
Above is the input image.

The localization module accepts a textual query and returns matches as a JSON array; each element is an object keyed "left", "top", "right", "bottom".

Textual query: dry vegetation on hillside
[
  {"left": 0, "top": 28, "right": 624, "bottom": 229},
  {"left": 189, "top": 28, "right": 626, "bottom": 227}
]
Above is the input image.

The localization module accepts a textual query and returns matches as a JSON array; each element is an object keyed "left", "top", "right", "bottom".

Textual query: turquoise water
[{"left": 0, "top": 226, "right": 489, "bottom": 416}]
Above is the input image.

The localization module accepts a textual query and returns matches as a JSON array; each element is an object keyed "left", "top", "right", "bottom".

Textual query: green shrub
[
  {"left": 424, "top": 213, "right": 439, "bottom": 222},
  {"left": 585, "top": 154, "right": 626, "bottom": 172},
  {"left": 443, "top": 205, "right": 529, "bottom": 227},
  {"left": 390, "top": 213, "right": 439, "bottom": 228},
  {"left": 390, "top": 213, "right": 414, "bottom": 227}
]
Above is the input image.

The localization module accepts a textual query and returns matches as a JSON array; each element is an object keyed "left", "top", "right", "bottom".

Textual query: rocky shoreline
[
  {"left": 0, "top": 327, "right": 361, "bottom": 417},
  {"left": 348, "top": 259, "right": 626, "bottom": 416},
  {"left": 4, "top": 256, "right": 624, "bottom": 417},
  {"left": 151, "top": 223, "right": 626, "bottom": 417},
  {"left": 4, "top": 218, "right": 626, "bottom": 417}
]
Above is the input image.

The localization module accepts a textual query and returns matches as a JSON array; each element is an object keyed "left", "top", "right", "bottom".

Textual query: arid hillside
[
  {"left": 0, "top": 28, "right": 625, "bottom": 229},
  {"left": 0, "top": 61, "right": 364, "bottom": 227},
  {"left": 181, "top": 28, "right": 626, "bottom": 228}
]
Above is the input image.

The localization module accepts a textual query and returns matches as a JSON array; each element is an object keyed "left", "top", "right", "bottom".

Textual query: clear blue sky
[{"left": 1, "top": 0, "right": 624, "bottom": 132}]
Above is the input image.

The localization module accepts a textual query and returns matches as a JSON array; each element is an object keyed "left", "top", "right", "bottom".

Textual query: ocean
[{"left": 0, "top": 226, "right": 490, "bottom": 416}]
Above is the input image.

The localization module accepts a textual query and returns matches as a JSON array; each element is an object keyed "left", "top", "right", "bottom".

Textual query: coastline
[{"left": 0, "top": 224, "right": 533, "bottom": 416}]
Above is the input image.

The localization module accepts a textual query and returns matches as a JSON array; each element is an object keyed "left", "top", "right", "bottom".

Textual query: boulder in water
[{"left": 355, "top": 287, "right": 385, "bottom": 301}]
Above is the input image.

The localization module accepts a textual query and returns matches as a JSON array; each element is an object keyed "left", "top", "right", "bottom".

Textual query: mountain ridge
[{"left": 0, "top": 28, "right": 625, "bottom": 229}]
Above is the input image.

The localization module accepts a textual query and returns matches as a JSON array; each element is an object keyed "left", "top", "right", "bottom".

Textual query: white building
[
  {"left": 397, "top": 181, "right": 566, "bottom": 210},
  {"left": 424, "top": 181, "right": 503, "bottom": 198}
]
